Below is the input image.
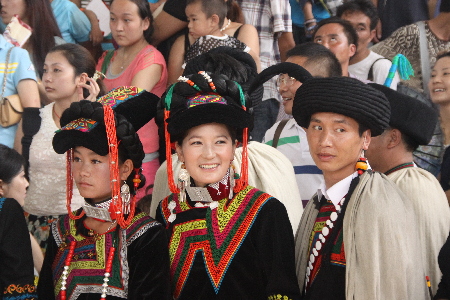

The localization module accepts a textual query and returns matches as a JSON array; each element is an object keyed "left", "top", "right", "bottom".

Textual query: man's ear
[
  {"left": 362, "top": 129, "right": 372, "bottom": 150},
  {"left": 369, "top": 29, "right": 376, "bottom": 41},
  {"left": 387, "top": 129, "right": 402, "bottom": 149},
  {"left": 349, "top": 43, "right": 357, "bottom": 58}
]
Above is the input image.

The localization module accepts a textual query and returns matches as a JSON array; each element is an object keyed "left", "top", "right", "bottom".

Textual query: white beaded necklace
[
  {"left": 305, "top": 195, "right": 346, "bottom": 286},
  {"left": 220, "top": 19, "right": 231, "bottom": 32}
]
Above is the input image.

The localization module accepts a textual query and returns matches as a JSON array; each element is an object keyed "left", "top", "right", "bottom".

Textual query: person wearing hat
[
  {"left": 262, "top": 43, "right": 342, "bottom": 208},
  {"left": 365, "top": 83, "right": 450, "bottom": 295},
  {"left": 293, "top": 76, "right": 427, "bottom": 299},
  {"left": 151, "top": 47, "right": 304, "bottom": 235},
  {"left": 156, "top": 72, "right": 301, "bottom": 299},
  {"left": 37, "top": 87, "right": 171, "bottom": 299}
]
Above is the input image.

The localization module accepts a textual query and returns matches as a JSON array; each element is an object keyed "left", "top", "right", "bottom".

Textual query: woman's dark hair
[
  {"left": 111, "top": 0, "right": 154, "bottom": 44},
  {"left": 115, "top": 113, "right": 146, "bottom": 192},
  {"left": 0, "top": 144, "right": 25, "bottom": 184},
  {"left": 20, "top": 0, "right": 62, "bottom": 78},
  {"left": 48, "top": 44, "right": 106, "bottom": 98},
  {"left": 436, "top": 50, "right": 450, "bottom": 62},
  {"left": 226, "top": 0, "right": 244, "bottom": 24}
]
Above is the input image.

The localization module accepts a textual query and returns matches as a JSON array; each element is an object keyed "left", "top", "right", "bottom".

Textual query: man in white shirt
[
  {"left": 262, "top": 43, "right": 342, "bottom": 207},
  {"left": 337, "top": 0, "right": 400, "bottom": 89}
]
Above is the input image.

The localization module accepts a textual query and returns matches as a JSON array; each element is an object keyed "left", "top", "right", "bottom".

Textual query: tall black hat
[
  {"left": 369, "top": 83, "right": 438, "bottom": 145},
  {"left": 292, "top": 77, "right": 391, "bottom": 136}
]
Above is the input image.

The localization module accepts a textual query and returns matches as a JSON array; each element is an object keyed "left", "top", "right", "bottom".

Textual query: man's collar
[{"left": 317, "top": 172, "right": 358, "bottom": 209}]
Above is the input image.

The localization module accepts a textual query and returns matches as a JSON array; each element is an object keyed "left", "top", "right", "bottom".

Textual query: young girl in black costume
[{"left": 38, "top": 88, "right": 171, "bottom": 299}]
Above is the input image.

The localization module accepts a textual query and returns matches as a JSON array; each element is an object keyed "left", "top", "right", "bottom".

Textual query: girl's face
[
  {"left": 72, "top": 146, "right": 132, "bottom": 203},
  {"left": 186, "top": 2, "right": 219, "bottom": 39},
  {"left": 110, "top": 0, "right": 150, "bottom": 47},
  {"left": 429, "top": 56, "right": 450, "bottom": 106},
  {"left": 176, "top": 123, "right": 236, "bottom": 187},
  {"left": 43, "top": 51, "right": 86, "bottom": 102},
  {"left": 0, "top": 168, "right": 28, "bottom": 206},
  {"left": 0, "top": 0, "right": 26, "bottom": 25}
]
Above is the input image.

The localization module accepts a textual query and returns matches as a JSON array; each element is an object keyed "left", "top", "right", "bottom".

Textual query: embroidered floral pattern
[
  {"left": 187, "top": 94, "right": 227, "bottom": 107},
  {"left": 97, "top": 86, "right": 144, "bottom": 108},
  {"left": 3, "top": 284, "right": 37, "bottom": 299},
  {"left": 58, "top": 118, "right": 98, "bottom": 133},
  {"left": 268, "top": 294, "right": 292, "bottom": 300},
  {"left": 161, "top": 186, "right": 272, "bottom": 297}
]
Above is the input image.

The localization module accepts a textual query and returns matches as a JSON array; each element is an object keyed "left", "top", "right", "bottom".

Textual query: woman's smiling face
[{"left": 176, "top": 123, "right": 236, "bottom": 187}]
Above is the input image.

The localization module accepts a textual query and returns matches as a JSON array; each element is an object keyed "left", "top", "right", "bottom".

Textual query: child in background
[{"left": 167, "top": 0, "right": 259, "bottom": 84}]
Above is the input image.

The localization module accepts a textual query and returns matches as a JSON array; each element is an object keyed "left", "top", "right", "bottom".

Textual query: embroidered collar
[
  {"left": 317, "top": 172, "right": 357, "bottom": 209},
  {"left": 187, "top": 169, "right": 231, "bottom": 203},
  {"left": 384, "top": 162, "right": 415, "bottom": 176}
]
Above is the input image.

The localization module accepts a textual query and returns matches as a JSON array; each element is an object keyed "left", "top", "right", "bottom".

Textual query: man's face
[
  {"left": 277, "top": 56, "right": 308, "bottom": 115},
  {"left": 279, "top": 56, "right": 329, "bottom": 115},
  {"left": 306, "top": 112, "right": 370, "bottom": 181},
  {"left": 341, "top": 11, "right": 375, "bottom": 54},
  {"left": 314, "top": 23, "right": 356, "bottom": 65}
]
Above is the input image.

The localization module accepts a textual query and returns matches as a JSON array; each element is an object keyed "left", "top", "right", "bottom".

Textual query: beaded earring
[
  {"left": 228, "top": 163, "right": 235, "bottom": 200},
  {"left": 132, "top": 168, "right": 141, "bottom": 190},
  {"left": 356, "top": 150, "right": 368, "bottom": 175},
  {"left": 120, "top": 181, "right": 130, "bottom": 214},
  {"left": 178, "top": 163, "right": 190, "bottom": 202}
]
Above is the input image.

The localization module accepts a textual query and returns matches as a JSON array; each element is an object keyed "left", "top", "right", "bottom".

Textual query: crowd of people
[{"left": 1, "top": 0, "right": 450, "bottom": 299}]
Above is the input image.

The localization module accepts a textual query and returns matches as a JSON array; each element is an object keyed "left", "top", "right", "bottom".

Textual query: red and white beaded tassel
[
  {"left": 60, "top": 241, "right": 76, "bottom": 300},
  {"left": 101, "top": 247, "right": 116, "bottom": 298},
  {"left": 59, "top": 241, "right": 116, "bottom": 299},
  {"left": 305, "top": 196, "right": 345, "bottom": 287}
]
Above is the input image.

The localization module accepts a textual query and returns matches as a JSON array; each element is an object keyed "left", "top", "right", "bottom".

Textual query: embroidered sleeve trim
[
  {"left": 268, "top": 294, "right": 292, "bottom": 300},
  {"left": 3, "top": 284, "right": 37, "bottom": 299}
]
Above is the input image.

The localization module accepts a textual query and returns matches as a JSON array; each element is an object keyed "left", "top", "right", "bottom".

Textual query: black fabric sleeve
[
  {"left": 163, "top": 0, "right": 188, "bottom": 22},
  {"left": 21, "top": 107, "right": 41, "bottom": 163},
  {"left": 127, "top": 222, "right": 171, "bottom": 300},
  {"left": 252, "top": 198, "right": 302, "bottom": 300},
  {"left": 435, "top": 232, "right": 450, "bottom": 300},
  {"left": 37, "top": 230, "right": 57, "bottom": 300},
  {"left": 440, "top": 147, "right": 450, "bottom": 191},
  {"left": 0, "top": 198, "right": 37, "bottom": 299}
]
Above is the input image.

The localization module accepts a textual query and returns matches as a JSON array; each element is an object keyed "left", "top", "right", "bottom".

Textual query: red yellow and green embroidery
[
  {"left": 161, "top": 186, "right": 272, "bottom": 298},
  {"left": 52, "top": 211, "right": 156, "bottom": 299}
]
